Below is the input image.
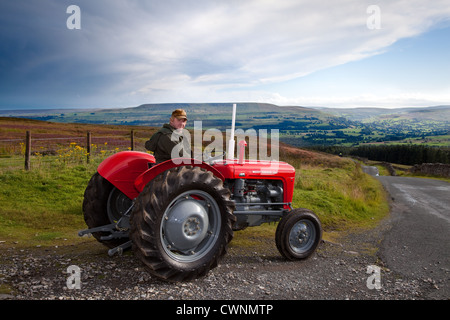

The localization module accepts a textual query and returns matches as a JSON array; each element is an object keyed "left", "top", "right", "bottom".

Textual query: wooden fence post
[
  {"left": 25, "top": 131, "right": 31, "bottom": 170},
  {"left": 87, "top": 131, "right": 91, "bottom": 163},
  {"left": 131, "top": 130, "right": 135, "bottom": 151}
]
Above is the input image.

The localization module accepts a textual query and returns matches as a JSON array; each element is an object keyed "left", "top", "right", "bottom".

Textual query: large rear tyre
[
  {"left": 275, "top": 208, "right": 322, "bottom": 260},
  {"left": 82, "top": 172, "right": 132, "bottom": 248},
  {"left": 130, "top": 166, "right": 235, "bottom": 282}
]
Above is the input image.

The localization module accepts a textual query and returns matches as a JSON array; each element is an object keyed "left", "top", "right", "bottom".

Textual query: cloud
[
  {"left": 258, "top": 91, "right": 450, "bottom": 109},
  {"left": 1, "top": 0, "right": 450, "bottom": 108}
]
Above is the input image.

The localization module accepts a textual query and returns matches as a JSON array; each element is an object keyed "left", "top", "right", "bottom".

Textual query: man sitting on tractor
[{"left": 145, "top": 109, "right": 188, "bottom": 163}]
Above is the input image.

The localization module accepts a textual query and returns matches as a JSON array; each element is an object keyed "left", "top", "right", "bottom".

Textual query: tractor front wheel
[
  {"left": 130, "top": 166, "right": 235, "bottom": 282},
  {"left": 275, "top": 208, "right": 322, "bottom": 260}
]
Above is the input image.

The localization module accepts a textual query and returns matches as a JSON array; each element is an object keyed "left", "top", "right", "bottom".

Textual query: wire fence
[{"left": 0, "top": 130, "right": 150, "bottom": 171}]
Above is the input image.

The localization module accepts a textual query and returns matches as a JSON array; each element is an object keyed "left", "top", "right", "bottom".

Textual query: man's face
[{"left": 170, "top": 117, "right": 187, "bottom": 130}]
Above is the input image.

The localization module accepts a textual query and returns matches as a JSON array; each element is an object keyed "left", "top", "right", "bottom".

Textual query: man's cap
[{"left": 172, "top": 109, "right": 187, "bottom": 120}]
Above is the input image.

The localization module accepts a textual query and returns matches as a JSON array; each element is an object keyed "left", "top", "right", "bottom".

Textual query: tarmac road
[{"left": 376, "top": 175, "right": 450, "bottom": 299}]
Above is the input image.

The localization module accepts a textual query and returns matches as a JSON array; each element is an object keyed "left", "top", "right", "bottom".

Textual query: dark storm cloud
[{"left": 1, "top": 1, "right": 449, "bottom": 109}]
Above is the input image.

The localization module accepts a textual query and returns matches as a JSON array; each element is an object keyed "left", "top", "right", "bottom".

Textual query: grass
[
  {"left": 0, "top": 139, "right": 113, "bottom": 246},
  {"left": 0, "top": 164, "right": 95, "bottom": 246},
  {"left": 293, "top": 163, "right": 388, "bottom": 230},
  {"left": 0, "top": 127, "right": 390, "bottom": 250}
]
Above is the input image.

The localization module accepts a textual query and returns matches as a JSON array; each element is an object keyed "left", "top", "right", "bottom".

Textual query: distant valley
[{"left": 1, "top": 103, "right": 449, "bottom": 148}]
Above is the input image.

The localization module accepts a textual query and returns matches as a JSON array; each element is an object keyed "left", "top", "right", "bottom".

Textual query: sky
[{"left": 1, "top": 0, "right": 450, "bottom": 110}]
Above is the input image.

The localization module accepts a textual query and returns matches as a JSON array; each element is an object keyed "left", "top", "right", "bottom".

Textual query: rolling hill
[
  {"left": 318, "top": 105, "right": 450, "bottom": 122},
  {"left": 1, "top": 103, "right": 448, "bottom": 147}
]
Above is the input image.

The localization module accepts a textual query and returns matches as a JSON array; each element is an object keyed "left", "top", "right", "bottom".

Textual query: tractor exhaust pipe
[{"left": 227, "top": 103, "right": 237, "bottom": 160}]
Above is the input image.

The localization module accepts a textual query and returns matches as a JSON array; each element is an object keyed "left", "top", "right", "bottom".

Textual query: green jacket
[{"left": 145, "top": 124, "right": 180, "bottom": 163}]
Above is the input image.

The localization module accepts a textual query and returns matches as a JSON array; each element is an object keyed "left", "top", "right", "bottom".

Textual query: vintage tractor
[{"left": 79, "top": 105, "right": 322, "bottom": 282}]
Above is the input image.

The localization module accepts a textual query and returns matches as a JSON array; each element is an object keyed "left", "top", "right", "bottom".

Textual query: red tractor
[{"left": 79, "top": 106, "right": 322, "bottom": 282}]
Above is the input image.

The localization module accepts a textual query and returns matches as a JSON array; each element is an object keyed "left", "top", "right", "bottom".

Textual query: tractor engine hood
[{"left": 212, "top": 159, "right": 295, "bottom": 180}]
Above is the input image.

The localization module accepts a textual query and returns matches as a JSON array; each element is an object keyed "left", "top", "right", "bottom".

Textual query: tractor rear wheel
[
  {"left": 275, "top": 208, "right": 322, "bottom": 260},
  {"left": 82, "top": 172, "right": 132, "bottom": 248},
  {"left": 130, "top": 166, "right": 235, "bottom": 281}
]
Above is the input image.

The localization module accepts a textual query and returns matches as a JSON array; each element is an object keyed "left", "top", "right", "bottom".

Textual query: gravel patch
[{"left": 0, "top": 224, "right": 444, "bottom": 301}]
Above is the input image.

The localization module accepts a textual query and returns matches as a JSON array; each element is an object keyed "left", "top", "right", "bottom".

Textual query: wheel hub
[
  {"left": 296, "top": 224, "right": 308, "bottom": 244},
  {"left": 184, "top": 217, "right": 201, "bottom": 236},
  {"left": 160, "top": 189, "right": 222, "bottom": 263},
  {"left": 163, "top": 199, "right": 209, "bottom": 251},
  {"left": 289, "top": 220, "right": 315, "bottom": 253}
]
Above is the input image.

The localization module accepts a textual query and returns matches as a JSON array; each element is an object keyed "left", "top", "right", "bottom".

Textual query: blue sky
[{"left": 1, "top": 0, "right": 450, "bottom": 110}]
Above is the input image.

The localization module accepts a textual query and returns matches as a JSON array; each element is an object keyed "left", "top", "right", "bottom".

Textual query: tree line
[{"left": 308, "top": 144, "right": 450, "bottom": 165}]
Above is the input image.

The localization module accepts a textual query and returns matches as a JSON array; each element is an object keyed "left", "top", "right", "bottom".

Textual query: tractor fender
[
  {"left": 97, "top": 151, "right": 156, "bottom": 200},
  {"left": 134, "top": 158, "right": 225, "bottom": 196}
]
